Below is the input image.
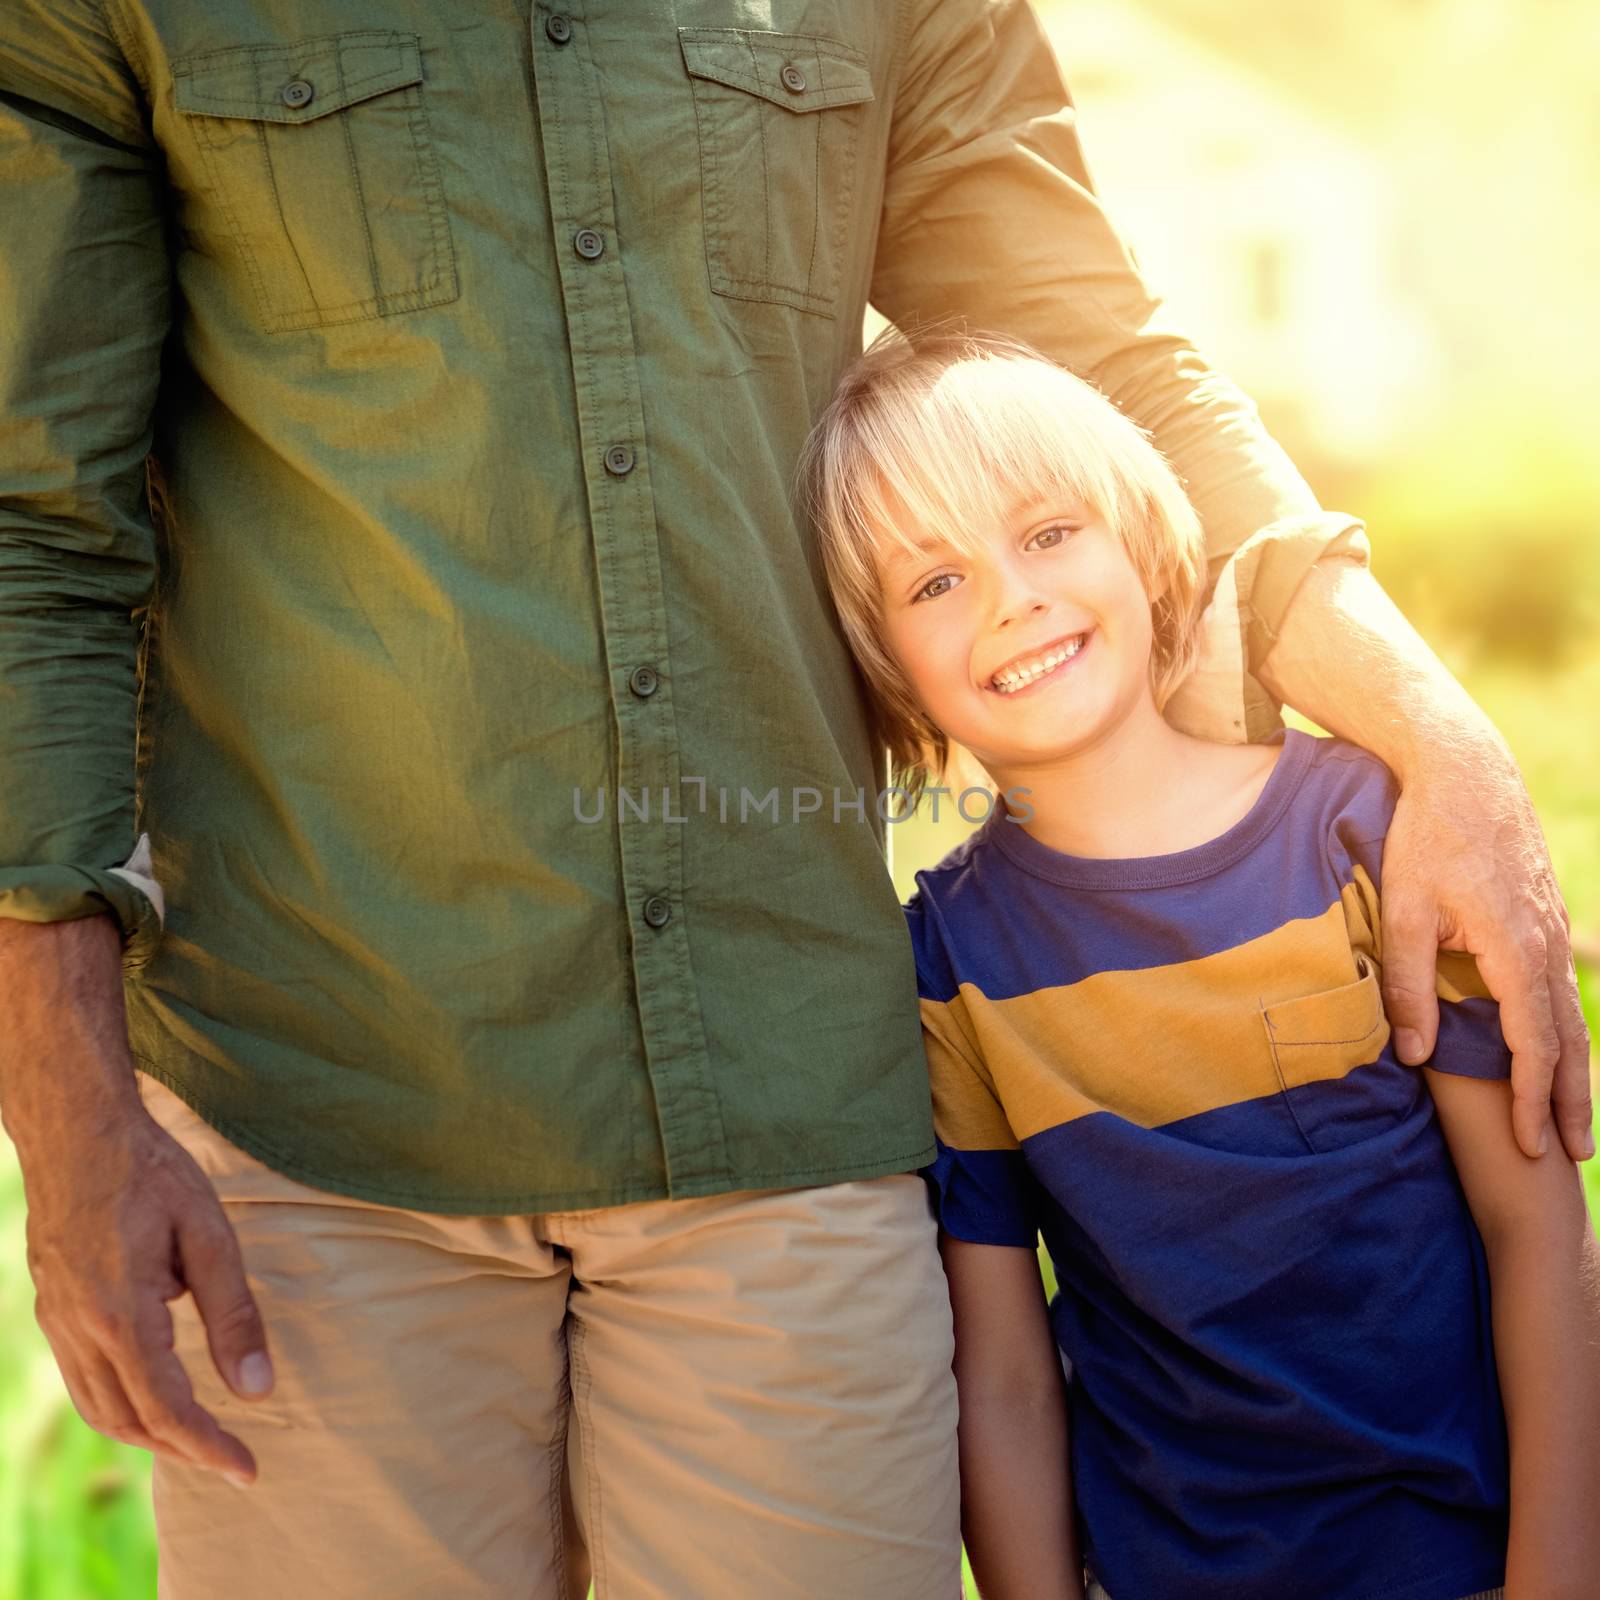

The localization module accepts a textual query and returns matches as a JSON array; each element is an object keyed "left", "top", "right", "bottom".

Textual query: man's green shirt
[{"left": 0, "top": 0, "right": 1366, "bottom": 1210}]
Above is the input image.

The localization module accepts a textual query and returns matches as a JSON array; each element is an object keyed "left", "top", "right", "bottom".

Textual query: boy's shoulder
[
  {"left": 1295, "top": 728, "right": 1398, "bottom": 805},
  {"left": 906, "top": 819, "right": 994, "bottom": 901},
  {"left": 901, "top": 818, "right": 1020, "bottom": 1001},
  {"left": 1283, "top": 730, "right": 1402, "bottom": 885}
]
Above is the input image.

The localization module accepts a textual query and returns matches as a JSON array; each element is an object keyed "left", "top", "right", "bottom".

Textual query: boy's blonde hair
[{"left": 798, "top": 325, "right": 1208, "bottom": 806}]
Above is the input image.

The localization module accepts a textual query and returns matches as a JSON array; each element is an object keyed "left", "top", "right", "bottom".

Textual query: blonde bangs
[{"left": 843, "top": 354, "right": 1161, "bottom": 574}]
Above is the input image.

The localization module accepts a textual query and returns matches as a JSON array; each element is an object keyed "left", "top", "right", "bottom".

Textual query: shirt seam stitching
[{"left": 98, "top": 0, "right": 151, "bottom": 106}]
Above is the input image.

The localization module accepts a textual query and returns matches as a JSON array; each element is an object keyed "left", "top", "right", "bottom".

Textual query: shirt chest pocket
[
  {"left": 1260, "top": 953, "right": 1400, "bottom": 1152},
  {"left": 678, "top": 27, "right": 874, "bottom": 318},
  {"left": 171, "top": 30, "right": 459, "bottom": 334}
]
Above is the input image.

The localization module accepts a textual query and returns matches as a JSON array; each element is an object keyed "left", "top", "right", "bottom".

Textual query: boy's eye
[
  {"left": 915, "top": 572, "right": 961, "bottom": 603},
  {"left": 1027, "top": 524, "right": 1078, "bottom": 551}
]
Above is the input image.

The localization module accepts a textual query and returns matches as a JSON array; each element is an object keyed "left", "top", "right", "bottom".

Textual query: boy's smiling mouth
[{"left": 985, "top": 630, "right": 1093, "bottom": 695}]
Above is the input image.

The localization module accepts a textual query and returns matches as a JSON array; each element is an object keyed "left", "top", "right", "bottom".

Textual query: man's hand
[
  {"left": 1259, "top": 556, "right": 1593, "bottom": 1163},
  {"left": 0, "top": 915, "right": 274, "bottom": 1482},
  {"left": 1382, "top": 733, "right": 1593, "bottom": 1162}
]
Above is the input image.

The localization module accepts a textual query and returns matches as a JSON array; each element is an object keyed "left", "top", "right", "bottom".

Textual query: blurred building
[{"left": 1032, "top": 0, "right": 1434, "bottom": 465}]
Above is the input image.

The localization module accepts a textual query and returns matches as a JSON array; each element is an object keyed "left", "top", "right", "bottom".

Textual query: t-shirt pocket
[
  {"left": 1260, "top": 953, "right": 1399, "bottom": 1151},
  {"left": 171, "top": 30, "right": 459, "bottom": 333}
]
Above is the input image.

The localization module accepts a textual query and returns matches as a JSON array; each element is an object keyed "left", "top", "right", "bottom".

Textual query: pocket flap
[
  {"left": 1261, "top": 953, "right": 1390, "bottom": 1089},
  {"left": 678, "top": 27, "right": 874, "bottom": 113},
  {"left": 173, "top": 30, "right": 422, "bottom": 125}
]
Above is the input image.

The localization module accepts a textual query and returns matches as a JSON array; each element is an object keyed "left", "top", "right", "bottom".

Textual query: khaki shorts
[{"left": 137, "top": 1071, "right": 961, "bottom": 1600}]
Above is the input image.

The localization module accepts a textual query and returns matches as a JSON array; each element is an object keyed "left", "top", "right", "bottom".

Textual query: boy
[{"left": 799, "top": 329, "right": 1600, "bottom": 1599}]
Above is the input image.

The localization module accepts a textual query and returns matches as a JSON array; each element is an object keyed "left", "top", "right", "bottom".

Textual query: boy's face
[{"left": 874, "top": 496, "right": 1158, "bottom": 775}]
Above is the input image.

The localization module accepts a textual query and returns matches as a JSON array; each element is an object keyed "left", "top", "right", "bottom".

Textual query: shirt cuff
[
  {"left": 109, "top": 831, "right": 166, "bottom": 927},
  {"left": 0, "top": 831, "right": 166, "bottom": 956},
  {"left": 921, "top": 1142, "right": 1041, "bottom": 1248},
  {"left": 1428, "top": 998, "right": 1513, "bottom": 1080},
  {"left": 1164, "top": 512, "right": 1370, "bottom": 745}
]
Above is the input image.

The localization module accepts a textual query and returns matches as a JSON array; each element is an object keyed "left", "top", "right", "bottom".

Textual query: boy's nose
[
  {"left": 987, "top": 547, "right": 1056, "bottom": 630},
  {"left": 994, "top": 594, "right": 1051, "bottom": 631}
]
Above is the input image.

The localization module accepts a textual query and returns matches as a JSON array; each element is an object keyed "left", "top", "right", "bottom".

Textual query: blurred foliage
[{"left": 1317, "top": 413, "right": 1600, "bottom": 674}]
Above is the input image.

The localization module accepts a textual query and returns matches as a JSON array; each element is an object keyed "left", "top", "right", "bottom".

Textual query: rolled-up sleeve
[
  {"left": 872, "top": 0, "right": 1370, "bottom": 742},
  {"left": 0, "top": 0, "right": 169, "bottom": 952}
]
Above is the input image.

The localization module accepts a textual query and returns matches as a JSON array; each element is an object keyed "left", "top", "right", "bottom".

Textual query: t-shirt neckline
[{"left": 981, "top": 728, "right": 1314, "bottom": 890}]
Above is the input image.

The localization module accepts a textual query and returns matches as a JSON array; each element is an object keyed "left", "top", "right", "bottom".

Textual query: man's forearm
[
  {"left": 0, "top": 915, "right": 141, "bottom": 1158},
  {"left": 1258, "top": 555, "right": 1504, "bottom": 782}
]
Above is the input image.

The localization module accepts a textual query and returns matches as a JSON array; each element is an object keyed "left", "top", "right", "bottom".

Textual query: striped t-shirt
[{"left": 906, "top": 730, "right": 1510, "bottom": 1600}]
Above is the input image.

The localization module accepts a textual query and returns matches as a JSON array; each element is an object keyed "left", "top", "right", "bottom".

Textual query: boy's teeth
[{"left": 991, "top": 634, "right": 1083, "bottom": 693}]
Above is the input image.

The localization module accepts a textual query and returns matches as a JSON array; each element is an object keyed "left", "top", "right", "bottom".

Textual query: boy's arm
[
  {"left": 940, "top": 1234, "right": 1083, "bottom": 1600},
  {"left": 1425, "top": 1068, "right": 1600, "bottom": 1599},
  {"left": 910, "top": 955, "right": 1081, "bottom": 1596}
]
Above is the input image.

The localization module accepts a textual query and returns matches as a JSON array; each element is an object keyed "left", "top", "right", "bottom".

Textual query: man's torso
[{"left": 92, "top": 0, "right": 929, "bottom": 1208}]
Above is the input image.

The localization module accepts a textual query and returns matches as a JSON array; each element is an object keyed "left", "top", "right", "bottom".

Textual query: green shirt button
[
  {"left": 574, "top": 228, "right": 604, "bottom": 260},
  {"left": 628, "top": 664, "right": 659, "bottom": 698},
  {"left": 545, "top": 14, "right": 573, "bottom": 45},
  {"left": 780, "top": 63, "right": 806, "bottom": 94},
  {"left": 604, "top": 443, "right": 635, "bottom": 477},
  {"left": 281, "top": 78, "right": 314, "bottom": 109},
  {"left": 643, "top": 895, "right": 671, "bottom": 929}
]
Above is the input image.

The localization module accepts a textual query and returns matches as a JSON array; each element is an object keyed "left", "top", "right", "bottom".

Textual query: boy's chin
[{"left": 972, "top": 726, "right": 1103, "bottom": 770}]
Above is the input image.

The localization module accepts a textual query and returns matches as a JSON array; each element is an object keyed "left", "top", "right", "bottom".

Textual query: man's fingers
[
  {"left": 1475, "top": 919, "right": 1560, "bottom": 1160},
  {"left": 1378, "top": 892, "right": 1442, "bottom": 1066},
  {"left": 1547, "top": 943, "right": 1595, "bottom": 1163},
  {"left": 45, "top": 1318, "right": 193, "bottom": 1466},
  {"left": 106, "top": 1302, "right": 257, "bottom": 1483},
  {"left": 67, "top": 1338, "right": 193, "bottom": 1466},
  {"left": 175, "top": 1204, "right": 273, "bottom": 1401}
]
